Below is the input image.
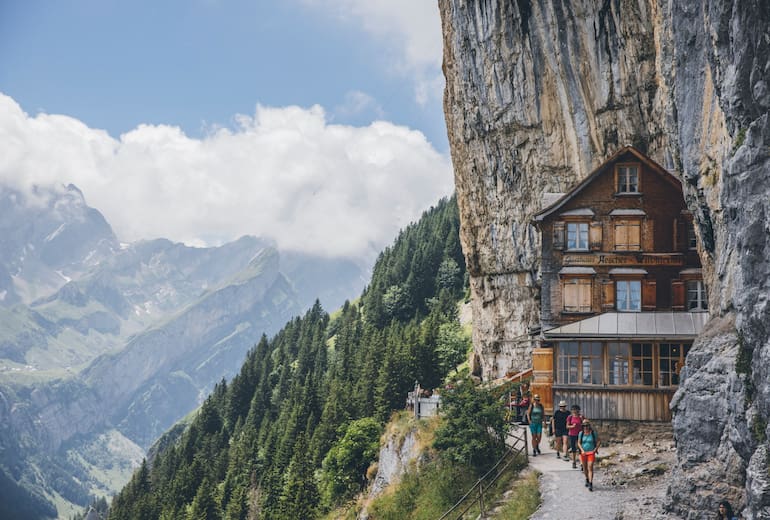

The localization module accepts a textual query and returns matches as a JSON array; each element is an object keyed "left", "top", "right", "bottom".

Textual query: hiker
[
  {"left": 578, "top": 420, "right": 599, "bottom": 491},
  {"left": 527, "top": 394, "right": 545, "bottom": 456},
  {"left": 716, "top": 500, "right": 737, "bottom": 520},
  {"left": 517, "top": 383, "right": 531, "bottom": 424},
  {"left": 550, "top": 400, "right": 570, "bottom": 459},
  {"left": 566, "top": 405, "right": 583, "bottom": 468}
]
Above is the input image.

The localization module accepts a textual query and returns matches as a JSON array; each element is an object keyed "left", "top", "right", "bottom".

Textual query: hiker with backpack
[
  {"left": 578, "top": 420, "right": 599, "bottom": 491},
  {"left": 550, "top": 400, "right": 570, "bottom": 460},
  {"left": 527, "top": 394, "right": 545, "bottom": 456},
  {"left": 566, "top": 405, "right": 583, "bottom": 469}
]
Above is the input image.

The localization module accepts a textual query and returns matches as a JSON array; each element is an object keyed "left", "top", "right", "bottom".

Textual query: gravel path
[
  {"left": 511, "top": 423, "right": 675, "bottom": 520},
  {"left": 527, "top": 435, "right": 625, "bottom": 519}
]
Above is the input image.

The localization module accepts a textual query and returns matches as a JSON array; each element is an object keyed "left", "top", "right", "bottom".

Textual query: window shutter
[
  {"left": 629, "top": 222, "right": 641, "bottom": 250},
  {"left": 589, "top": 222, "right": 603, "bottom": 251},
  {"left": 553, "top": 221, "right": 565, "bottom": 250},
  {"left": 563, "top": 280, "right": 577, "bottom": 312},
  {"left": 673, "top": 218, "right": 683, "bottom": 251},
  {"left": 672, "top": 280, "right": 685, "bottom": 310},
  {"left": 642, "top": 280, "right": 657, "bottom": 311},
  {"left": 601, "top": 280, "right": 615, "bottom": 310},
  {"left": 644, "top": 219, "right": 654, "bottom": 251},
  {"left": 579, "top": 280, "right": 592, "bottom": 312},
  {"left": 614, "top": 222, "right": 625, "bottom": 250}
]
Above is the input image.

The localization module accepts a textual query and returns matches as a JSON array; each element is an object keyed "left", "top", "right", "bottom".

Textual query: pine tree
[
  {"left": 186, "top": 478, "right": 221, "bottom": 520},
  {"left": 278, "top": 434, "right": 318, "bottom": 519}
]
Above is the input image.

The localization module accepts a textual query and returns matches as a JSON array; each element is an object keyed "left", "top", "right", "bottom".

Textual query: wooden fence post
[{"left": 478, "top": 478, "right": 485, "bottom": 518}]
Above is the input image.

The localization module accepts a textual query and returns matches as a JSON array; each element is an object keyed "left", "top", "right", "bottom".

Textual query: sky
[{"left": 0, "top": 0, "right": 453, "bottom": 262}]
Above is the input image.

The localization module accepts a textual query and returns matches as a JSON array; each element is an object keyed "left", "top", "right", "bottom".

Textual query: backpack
[{"left": 578, "top": 430, "right": 597, "bottom": 447}]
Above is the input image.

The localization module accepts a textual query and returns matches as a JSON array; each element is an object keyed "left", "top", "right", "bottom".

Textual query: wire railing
[{"left": 437, "top": 426, "right": 529, "bottom": 520}]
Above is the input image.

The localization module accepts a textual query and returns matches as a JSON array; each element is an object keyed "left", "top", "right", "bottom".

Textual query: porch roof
[{"left": 543, "top": 312, "right": 709, "bottom": 340}]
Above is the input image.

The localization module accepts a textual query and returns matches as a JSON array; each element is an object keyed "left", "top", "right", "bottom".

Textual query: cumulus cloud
[
  {"left": 0, "top": 94, "right": 453, "bottom": 260},
  {"left": 302, "top": 0, "right": 444, "bottom": 105}
]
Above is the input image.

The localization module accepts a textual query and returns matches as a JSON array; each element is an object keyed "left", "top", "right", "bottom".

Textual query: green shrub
[
  {"left": 433, "top": 376, "right": 507, "bottom": 476},
  {"left": 367, "top": 459, "right": 476, "bottom": 520},
  {"left": 319, "top": 418, "right": 383, "bottom": 509}
]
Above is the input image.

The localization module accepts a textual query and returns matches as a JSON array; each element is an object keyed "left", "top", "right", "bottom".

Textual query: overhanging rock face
[{"left": 440, "top": 1, "right": 770, "bottom": 517}]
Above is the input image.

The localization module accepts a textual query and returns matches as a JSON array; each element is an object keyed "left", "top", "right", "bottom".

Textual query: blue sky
[
  {"left": 0, "top": 0, "right": 453, "bottom": 262},
  {"left": 0, "top": 0, "right": 447, "bottom": 148}
]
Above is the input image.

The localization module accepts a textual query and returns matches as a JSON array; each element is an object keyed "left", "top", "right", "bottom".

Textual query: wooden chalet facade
[{"left": 530, "top": 146, "right": 708, "bottom": 421}]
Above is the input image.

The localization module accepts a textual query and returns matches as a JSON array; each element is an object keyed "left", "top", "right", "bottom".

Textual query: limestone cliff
[{"left": 439, "top": 1, "right": 769, "bottom": 518}]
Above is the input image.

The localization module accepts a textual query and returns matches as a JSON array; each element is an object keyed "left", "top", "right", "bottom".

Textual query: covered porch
[{"left": 532, "top": 312, "right": 709, "bottom": 421}]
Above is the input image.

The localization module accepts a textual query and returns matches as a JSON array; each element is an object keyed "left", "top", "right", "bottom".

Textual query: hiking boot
[
  {"left": 589, "top": 482, "right": 593, "bottom": 492},
  {"left": 555, "top": 453, "right": 561, "bottom": 459},
  {"left": 533, "top": 450, "right": 537, "bottom": 456},
  {"left": 572, "top": 461, "right": 576, "bottom": 469},
  {"left": 585, "top": 479, "right": 589, "bottom": 487},
  {"left": 537, "top": 447, "right": 542, "bottom": 454}
]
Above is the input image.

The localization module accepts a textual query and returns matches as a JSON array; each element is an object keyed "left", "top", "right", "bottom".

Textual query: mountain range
[{"left": 0, "top": 183, "right": 365, "bottom": 515}]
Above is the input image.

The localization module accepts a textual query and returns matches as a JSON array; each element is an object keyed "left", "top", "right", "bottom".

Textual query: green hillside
[{"left": 106, "top": 196, "right": 478, "bottom": 519}]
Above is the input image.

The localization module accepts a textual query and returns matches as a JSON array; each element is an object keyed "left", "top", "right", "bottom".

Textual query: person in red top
[{"left": 565, "top": 405, "right": 584, "bottom": 469}]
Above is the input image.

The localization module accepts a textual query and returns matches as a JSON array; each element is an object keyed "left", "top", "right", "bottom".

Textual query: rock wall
[
  {"left": 439, "top": 0, "right": 770, "bottom": 517},
  {"left": 357, "top": 423, "right": 425, "bottom": 520}
]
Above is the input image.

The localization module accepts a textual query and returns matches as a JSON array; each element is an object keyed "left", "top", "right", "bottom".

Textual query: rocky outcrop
[
  {"left": 440, "top": 0, "right": 769, "bottom": 517},
  {"left": 358, "top": 421, "right": 425, "bottom": 520}
]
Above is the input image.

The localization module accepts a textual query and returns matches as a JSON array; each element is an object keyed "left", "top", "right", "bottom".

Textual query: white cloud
[
  {"left": 334, "top": 90, "right": 385, "bottom": 120},
  {"left": 0, "top": 94, "right": 453, "bottom": 261},
  {"left": 302, "top": 0, "right": 444, "bottom": 105}
]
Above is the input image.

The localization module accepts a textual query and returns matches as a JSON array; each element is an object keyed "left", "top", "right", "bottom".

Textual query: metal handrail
[{"left": 437, "top": 426, "right": 528, "bottom": 520}]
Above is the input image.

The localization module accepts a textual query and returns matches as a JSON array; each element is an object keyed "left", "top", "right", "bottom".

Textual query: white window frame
[
  {"left": 686, "top": 280, "right": 708, "bottom": 311},
  {"left": 616, "top": 280, "right": 642, "bottom": 312},
  {"left": 617, "top": 165, "right": 639, "bottom": 193},
  {"left": 566, "top": 222, "right": 589, "bottom": 250},
  {"left": 687, "top": 221, "right": 697, "bottom": 250}
]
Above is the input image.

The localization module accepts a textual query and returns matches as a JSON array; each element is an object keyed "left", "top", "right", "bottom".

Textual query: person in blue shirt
[
  {"left": 578, "top": 420, "right": 599, "bottom": 491},
  {"left": 527, "top": 394, "right": 545, "bottom": 456}
]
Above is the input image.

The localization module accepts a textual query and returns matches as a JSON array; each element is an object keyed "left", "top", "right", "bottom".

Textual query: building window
[
  {"left": 563, "top": 278, "right": 592, "bottom": 313},
  {"left": 659, "top": 343, "right": 691, "bottom": 386},
  {"left": 566, "top": 222, "right": 589, "bottom": 250},
  {"left": 616, "top": 280, "right": 641, "bottom": 311},
  {"left": 687, "top": 280, "right": 708, "bottom": 310},
  {"left": 617, "top": 165, "right": 639, "bottom": 193},
  {"left": 580, "top": 342, "right": 603, "bottom": 385},
  {"left": 557, "top": 341, "right": 602, "bottom": 385},
  {"left": 614, "top": 220, "right": 641, "bottom": 251},
  {"left": 608, "top": 342, "right": 630, "bottom": 385},
  {"left": 631, "top": 343, "right": 654, "bottom": 385},
  {"left": 687, "top": 221, "right": 697, "bottom": 249},
  {"left": 558, "top": 341, "right": 579, "bottom": 384}
]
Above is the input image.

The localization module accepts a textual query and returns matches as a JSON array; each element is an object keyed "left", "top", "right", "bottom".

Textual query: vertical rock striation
[
  {"left": 440, "top": 0, "right": 769, "bottom": 517},
  {"left": 440, "top": 0, "right": 673, "bottom": 378}
]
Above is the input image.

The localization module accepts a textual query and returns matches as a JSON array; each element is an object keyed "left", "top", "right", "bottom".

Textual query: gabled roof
[
  {"left": 534, "top": 146, "right": 683, "bottom": 222},
  {"left": 542, "top": 311, "right": 708, "bottom": 340}
]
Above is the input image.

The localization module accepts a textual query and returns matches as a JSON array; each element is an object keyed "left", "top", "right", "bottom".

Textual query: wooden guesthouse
[{"left": 530, "top": 146, "right": 708, "bottom": 421}]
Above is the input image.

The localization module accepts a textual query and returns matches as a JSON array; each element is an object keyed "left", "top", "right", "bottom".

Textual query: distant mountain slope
[
  {"left": 0, "top": 182, "right": 366, "bottom": 518},
  {"left": 107, "top": 196, "right": 466, "bottom": 520}
]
